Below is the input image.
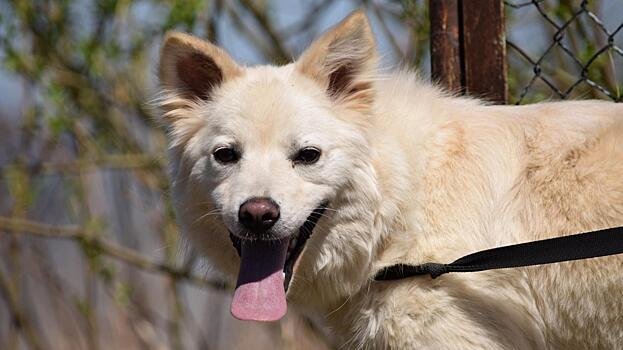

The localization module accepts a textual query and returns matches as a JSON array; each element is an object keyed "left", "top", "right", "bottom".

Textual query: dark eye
[
  {"left": 294, "top": 147, "right": 321, "bottom": 165},
  {"left": 213, "top": 147, "right": 239, "bottom": 164}
]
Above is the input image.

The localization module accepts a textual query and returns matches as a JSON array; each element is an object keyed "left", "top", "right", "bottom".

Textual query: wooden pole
[
  {"left": 430, "top": 0, "right": 462, "bottom": 94},
  {"left": 461, "top": 0, "right": 507, "bottom": 103}
]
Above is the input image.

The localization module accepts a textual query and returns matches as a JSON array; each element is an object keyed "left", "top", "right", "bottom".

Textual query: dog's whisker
[
  {"left": 302, "top": 218, "right": 330, "bottom": 229},
  {"left": 191, "top": 209, "right": 224, "bottom": 225},
  {"left": 325, "top": 292, "right": 353, "bottom": 318},
  {"left": 307, "top": 210, "right": 334, "bottom": 218},
  {"left": 289, "top": 274, "right": 314, "bottom": 289},
  {"left": 314, "top": 213, "right": 334, "bottom": 220}
]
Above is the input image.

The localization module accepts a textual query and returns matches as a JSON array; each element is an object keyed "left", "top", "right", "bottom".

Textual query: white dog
[{"left": 155, "top": 10, "right": 623, "bottom": 349}]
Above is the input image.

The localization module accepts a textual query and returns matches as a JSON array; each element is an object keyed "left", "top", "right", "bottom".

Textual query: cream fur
[{"left": 155, "top": 11, "right": 623, "bottom": 349}]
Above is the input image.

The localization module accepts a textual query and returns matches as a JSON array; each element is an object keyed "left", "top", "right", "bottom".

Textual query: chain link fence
[{"left": 506, "top": 0, "right": 622, "bottom": 104}]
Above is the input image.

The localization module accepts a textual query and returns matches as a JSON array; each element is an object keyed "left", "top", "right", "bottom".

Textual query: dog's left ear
[{"left": 296, "top": 10, "right": 377, "bottom": 109}]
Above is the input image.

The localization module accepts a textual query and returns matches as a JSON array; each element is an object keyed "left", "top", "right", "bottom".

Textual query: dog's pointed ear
[
  {"left": 296, "top": 10, "right": 377, "bottom": 109},
  {"left": 156, "top": 33, "right": 242, "bottom": 146},
  {"left": 158, "top": 31, "right": 242, "bottom": 102}
]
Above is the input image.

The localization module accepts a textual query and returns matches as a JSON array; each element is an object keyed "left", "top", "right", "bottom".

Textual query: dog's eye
[
  {"left": 294, "top": 147, "right": 321, "bottom": 165},
  {"left": 213, "top": 147, "right": 240, "bottom": 164}
]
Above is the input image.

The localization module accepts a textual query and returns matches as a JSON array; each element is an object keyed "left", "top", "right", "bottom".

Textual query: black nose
[{"left": 238, "top": 197, "right": 280, "bottom": 232}]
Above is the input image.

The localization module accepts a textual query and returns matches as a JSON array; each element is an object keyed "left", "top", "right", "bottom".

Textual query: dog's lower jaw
[
  {"left": 288, "top": 174, "right": 385, "bottom": 316},
  {"left": 284, "top": 263, "right": 382, "bottom": 350},
  {"left": 287, "top": 255, "right": 375, "bottom": 314},
  {"left": 286, "top": 229, "right": 381, "bottom": 317}
]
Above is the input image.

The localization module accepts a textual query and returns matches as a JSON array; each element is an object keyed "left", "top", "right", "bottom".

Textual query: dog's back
[
  {"left": 494, "top": 101, "right": 623, "bottom": 348},
  {"left": 346, "top": 76, "right": 623, "bottom": 349}
]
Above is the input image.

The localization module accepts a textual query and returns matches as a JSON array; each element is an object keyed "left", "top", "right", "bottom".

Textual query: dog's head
[{"left": 156, "top": 11, "right": 379, "bottom": 321}]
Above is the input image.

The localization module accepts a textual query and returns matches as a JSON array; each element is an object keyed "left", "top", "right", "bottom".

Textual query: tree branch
[
  {"left": 0, "top": 217, "right": 230, "bottom": 291},
  {"left": 0, "top": 269, "right": 44, "bottom": 350}
]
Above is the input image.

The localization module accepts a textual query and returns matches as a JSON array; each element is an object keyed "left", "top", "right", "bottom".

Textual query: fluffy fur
[{"left": 155, "top": 11, "right": 623, "bottom": 349}]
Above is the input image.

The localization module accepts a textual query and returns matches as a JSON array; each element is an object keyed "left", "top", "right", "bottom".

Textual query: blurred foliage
[{"left": 0, "top": 0, "right": 620, "bottom": 349}]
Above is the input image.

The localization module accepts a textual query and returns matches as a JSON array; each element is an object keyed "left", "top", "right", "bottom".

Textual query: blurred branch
[
  {"left": 23, "top": 154, "right": 162, "bottom": 174},
  {"left": 370, "top": 3, "right": 406, "bottom": 61},
  {"left": 0, "top": 269, "right": 44, "bottom": 350},
  {"left": 0, "top": 217, "right": 230, "bottom": 291},
  {"left": 223, "top": 1, "right": 282, "bottom": 62},
  {"left": 278, "top": 0, "right": 333, "bottom": 38},
  {"left": 1, "top": 153, "right": 166, "bottom": 194},
  {"left": 237, "top": 0, "right": 290, "bottom": 62}
]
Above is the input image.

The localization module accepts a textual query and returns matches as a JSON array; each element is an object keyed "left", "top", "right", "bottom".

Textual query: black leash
[{"left": 374, "top": 225, "right": 623, "bottom": 281}]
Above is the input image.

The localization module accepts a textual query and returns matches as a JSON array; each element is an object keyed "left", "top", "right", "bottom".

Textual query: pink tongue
[{"left": 230, "top": 239, "right": 289, "bottom": 322}]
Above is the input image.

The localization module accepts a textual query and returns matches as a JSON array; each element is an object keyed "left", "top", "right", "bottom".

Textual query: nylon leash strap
[{"left": 374, "top": 225, "right": 623, "bottom": 281}]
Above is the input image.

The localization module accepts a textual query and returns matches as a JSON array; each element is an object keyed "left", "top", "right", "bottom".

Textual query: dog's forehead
[
  {"left": 233, "top": 66, "right": 317, "bottom": 115},
  {"left": 211, "top": 65, "right": 332, "bottom": 143}
]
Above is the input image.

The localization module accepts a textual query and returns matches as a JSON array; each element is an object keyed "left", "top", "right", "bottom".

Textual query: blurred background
[{"left": 0, "top": 0, "right": 621, "bottom": 349}]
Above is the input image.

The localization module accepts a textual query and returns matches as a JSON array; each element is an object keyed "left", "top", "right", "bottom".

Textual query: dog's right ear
[
  {"left": 156, "top": 33, "right": 242, "bottom": 145},
  {"left": 158, "top": 32, "right": 242, "bottom": 103}
]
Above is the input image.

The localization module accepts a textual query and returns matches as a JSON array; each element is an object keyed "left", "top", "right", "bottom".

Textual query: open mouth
[
  {"left": 227, "top": 202, "right": 327, "bottom": 322},
  {"left": 229, "top": 203, "right": 327, "bottom": 291}
]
